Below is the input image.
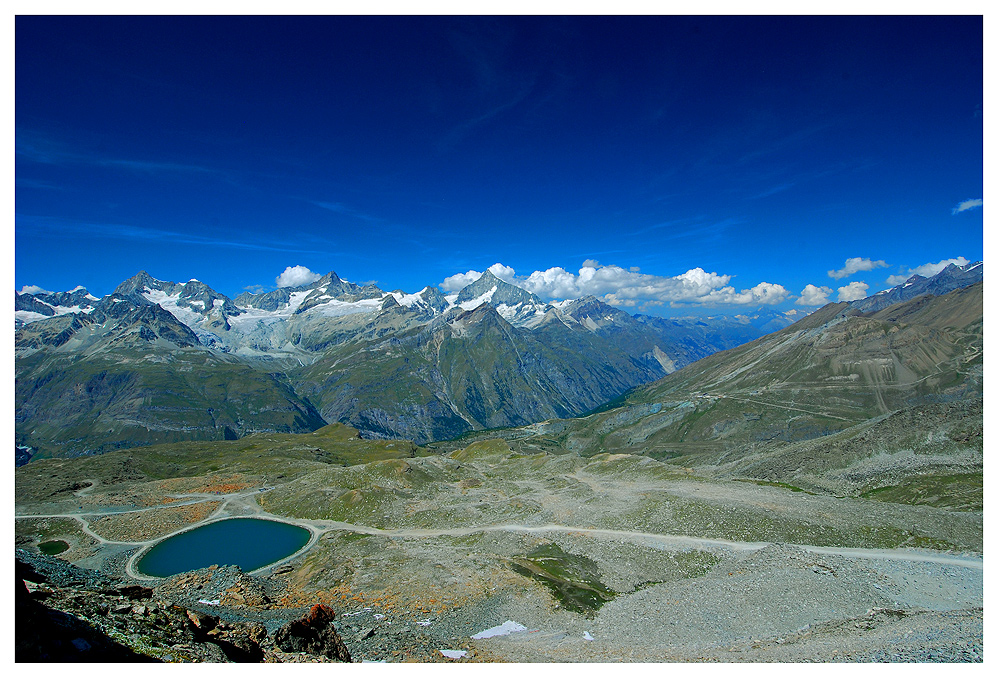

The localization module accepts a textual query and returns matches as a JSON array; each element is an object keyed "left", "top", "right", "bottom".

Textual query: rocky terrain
[{"left": 15, "top": 430, "right": 983, "bottom": 663}]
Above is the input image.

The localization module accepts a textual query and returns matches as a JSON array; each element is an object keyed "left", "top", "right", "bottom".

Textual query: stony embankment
[
  {"left": 15, "top": 549, "right": 349, "bottom": 662},
  {"left": 15, "top": 548, "right": 479, "bottom": 662}
]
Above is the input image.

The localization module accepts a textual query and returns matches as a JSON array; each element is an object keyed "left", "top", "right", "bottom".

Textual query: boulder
[{"left": 273, "top": 604, "right": 351, "bottom": 662}]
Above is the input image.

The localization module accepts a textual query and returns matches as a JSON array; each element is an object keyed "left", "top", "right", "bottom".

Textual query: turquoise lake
[{"left": 136, "top": 518, "right": 310, "bottom": 577}]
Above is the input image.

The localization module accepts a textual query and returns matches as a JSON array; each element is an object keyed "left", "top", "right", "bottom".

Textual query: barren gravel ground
[{"left": 15, "top": 442, "right": 983, "bottom": 662}]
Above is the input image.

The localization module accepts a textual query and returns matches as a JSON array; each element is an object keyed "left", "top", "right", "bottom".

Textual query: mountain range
[{"left": 14, "top": 261, "right": 982, "bottom": 462}]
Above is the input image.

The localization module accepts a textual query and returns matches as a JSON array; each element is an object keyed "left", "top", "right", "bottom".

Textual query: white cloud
[
  {"left": 827, "top": 257, "right": 888, "bottom": 280},
  {"left": 276, "top": 265, "right": 322, "bottom": 288},
  {"left": 440, "top": 269, "right": 483, "bottom": 292},
  {"left": 796, "top": 284, "right": 833, "bottom": 306},
  {"left": 885, "top": 256, "right": 972, "bottom": 286},
  {"left": 952, "top": 198, "right": 983, "bottom": 214},
  {"left": 488, "top": 263, "right": 516, "bottom": 281},
  {"left": 836, "top": 281, "right": 869, "bottom": 302},
  {"left": 19, "top": 284, "right": 53, "bottom": 295},
  {"left": 440, "top": 262, "right": 517, "bottom": 292},
  {"left": 442, "top": 261, "right": 790, "bottom": 307}
]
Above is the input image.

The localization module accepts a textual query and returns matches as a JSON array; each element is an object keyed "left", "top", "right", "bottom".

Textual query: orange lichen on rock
[
  {"left": 153, "top": 474, "right": 254, "bottom": 496},
  {"left": 87, "top": 501, "right": 222, "bottom": 542}
]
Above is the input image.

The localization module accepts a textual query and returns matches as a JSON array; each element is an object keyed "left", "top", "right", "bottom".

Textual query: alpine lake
[{"left": 135, "top": 517, "right": 311, "bottom": 578}]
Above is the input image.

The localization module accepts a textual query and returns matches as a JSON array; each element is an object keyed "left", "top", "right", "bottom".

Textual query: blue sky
[{"left": 15, "top": 15, "right": 983, "bottom": 316}]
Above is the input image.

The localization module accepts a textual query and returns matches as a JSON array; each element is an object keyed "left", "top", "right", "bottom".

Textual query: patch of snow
[
  {"left": 967, "top": 261, "right": 983, "bottom": 271},
  {"left": 14, "top": 310, "right": 50, "bottom": 325},
  {"left": 142, "top": 287, "right": 206, "bottom": 328},
  {"left": 198, "top": 599, "right": 221, "bottom": 606},
  {"left": 69, "top": 285, "right": 87, "bottom": 293},
  {"left": 471, "top": 620, "right": 527, "bottom": 639},
  {"left": 494, "top": 302, "right": 523, "bottom": 321},
  {"left": 286, "top": 290, "right": 311, "bottom": 312},
  {"left": 85, "top": 293, "right": 100, "bottom": 301},
  {"left": 212, "top": 299, "right": 225, "bottom": 308},
  {"left": 440, "top": 650, "right": 467, "bottom": 659},
  {"left": 187, "top": 299, "right": 206, "bottom": 308},
  {"left": 583, "top": 631, "right": 594, "bottom": 641},
  {"left": 390, "top": 290, "right": 428, "bottom": 308},
  {"left": 416, "top": 619, "right": 433, "bottom": 627},
  {"left": 902, "top": 282, "right": 914, "bottom": 288},
  {"left": 458, "top": 286, "right": 497, "bottom": 310},
  {"left": 304, "top": 297, "right": 382, "bottom": 318},
  {"left": 52, "top": 305, "right": 96, "bottom": 315}
]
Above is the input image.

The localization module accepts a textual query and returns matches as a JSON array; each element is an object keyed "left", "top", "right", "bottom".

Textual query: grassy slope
[{"left": 16, "top": 348, "right": 328, "bottom": 459}]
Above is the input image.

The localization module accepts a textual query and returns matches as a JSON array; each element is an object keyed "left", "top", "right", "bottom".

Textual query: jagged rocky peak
[
  {"left": 455, "top": 269, "right": 543, "bottom": 307},
  {"left": 418, "top": 285, "right": 450, "bottom": 313},
  {"left": 112, "top": 271, "right": 241, "bottom": 319},
  {"left": 450, "top": 302, "right": 512, "bottom": 331},
  {"left": 112, "top": 270, "right": 176, "bottom": 297},
  {"left": 15, "top": 285, "right": 102, "bottom": 329},
  {"left": 563, "top": 295, "right": 631, "bottom": 324},
  {"left": 849, "top": 260, "right": 984, "bottom": 314},
  {"left": 293, "top": 273, "right": 386, "bottom": 315}
]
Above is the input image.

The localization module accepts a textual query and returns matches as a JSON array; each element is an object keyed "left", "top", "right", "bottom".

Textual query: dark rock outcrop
[{"left": 274, "top": 604, "right": 352, "bottom": 662}]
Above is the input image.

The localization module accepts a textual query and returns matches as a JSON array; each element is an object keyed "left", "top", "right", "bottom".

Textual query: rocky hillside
[{"left": 16, "top": 548, "right": 355, "bottom": 662}]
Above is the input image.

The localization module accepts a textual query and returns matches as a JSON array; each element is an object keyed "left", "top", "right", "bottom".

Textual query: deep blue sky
[{"left": 15, "top": 15, "right": 983, "bottom": 315}]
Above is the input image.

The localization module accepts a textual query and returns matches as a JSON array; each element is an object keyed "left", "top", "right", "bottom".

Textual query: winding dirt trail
[
  {"left": 305, "top": 519, "right": 984, "bottom": 570},
  {"left": 18, "top": 489, "right": 983, "bottom": 576}
]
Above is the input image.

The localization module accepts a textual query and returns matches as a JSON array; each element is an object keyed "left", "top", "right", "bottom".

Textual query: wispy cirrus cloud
[
  {"left": 750, "top": 182, "right": 796, "bottom": 199},
  {"left": 308, "top": 200, "right": 383, "bottom": 223},
  {"left": 16, "top": 214, "right": 324, "bottom": 254},
  {"left": 827, "top": 257, "right": 887, "bottom": 280},
  {"left": 628, "top": 216, "right": 745, "bottom": 240},
  {"left": 951, "top": 198, "right": 982, "bottom": 214},
  {"left": 16, "top": 129, "right": 213, "bottom": 174}
]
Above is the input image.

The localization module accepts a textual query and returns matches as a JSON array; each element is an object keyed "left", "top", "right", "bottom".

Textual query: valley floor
[{"left": 15, "top": 446, "right": 983, "bottom": 663}]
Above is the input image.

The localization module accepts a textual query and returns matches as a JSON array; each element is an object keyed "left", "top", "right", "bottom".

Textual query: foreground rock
[
  {"left": 274, "top": 604, "right": 352, "bottom": 661},
  {"left": 14, "top": 549, "right": 350, "bottom": 662}
]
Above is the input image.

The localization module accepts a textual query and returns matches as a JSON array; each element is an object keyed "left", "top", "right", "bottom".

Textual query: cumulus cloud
[
  {"left": 487, "top": 263, "right": 516, "bottom": 281},
  {"left": 440, "top": 262, "right": 518, "bottom": 292},
  {"left": 440, "top": 270, "right": 483, "bottom": 292},
  {"left": 884, "top": 256, "right": 972, "bottom": 285},
  {"left": 836, "top": 281, "right": 869, "bottom": 302},
  {"left": 952, "top": 198, "right": 982, "bottom": 214},
  {"left": 827, "top": 257, "right": 888, "bottom": 280},
  {"left": 796, "top": 284, "right": 833, "bottom": 306},
  {"left": 276, "top": 265, "right": 322, "bottom": 288},
  {"left": 441, "top": 261, "right": 790, "bottom": 307}
]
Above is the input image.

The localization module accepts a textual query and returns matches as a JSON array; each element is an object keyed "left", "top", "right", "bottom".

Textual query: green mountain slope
[
  {"left": 292, "top": 304, "right": 660, "bottom": 443},
  {"left": 483, "top": 284, "right": 982, "bottom": 492}
]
